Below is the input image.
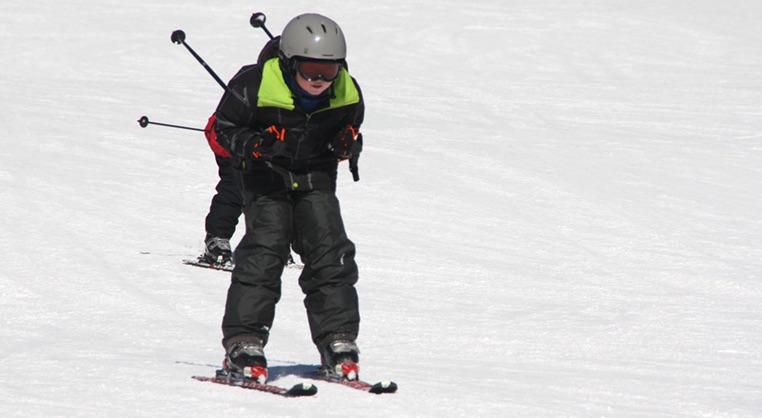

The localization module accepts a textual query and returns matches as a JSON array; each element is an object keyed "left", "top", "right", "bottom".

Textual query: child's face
[{"left": 295, "top": 71, "right": 333, "bottom": 96}]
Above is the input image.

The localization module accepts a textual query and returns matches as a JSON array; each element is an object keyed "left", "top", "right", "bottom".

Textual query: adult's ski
[
  {"left": 310, "top": 369, "right": 397, "bottom": 394},
  {"left": 183, "top": 256, "right": 303, "bottom": 272},
  {"left": 183, "top": 257, "right": 234, "bottom": 272},
  {"left": 192, "top": 375, "right": 317, "bottom": 397}
]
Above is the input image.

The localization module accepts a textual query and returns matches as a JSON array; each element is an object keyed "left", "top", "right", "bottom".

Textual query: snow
[{"left": 1, "top": 0, "right": 761, "bottom": 416}]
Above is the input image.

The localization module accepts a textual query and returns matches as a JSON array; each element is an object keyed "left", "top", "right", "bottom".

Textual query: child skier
[{"left": 213, "top": 13, "right": 364, "bottom": 384}]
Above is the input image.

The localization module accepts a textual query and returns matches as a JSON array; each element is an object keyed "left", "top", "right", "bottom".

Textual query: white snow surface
[{"left": 1, "top": 0, "right": 761, "bottom": 416}]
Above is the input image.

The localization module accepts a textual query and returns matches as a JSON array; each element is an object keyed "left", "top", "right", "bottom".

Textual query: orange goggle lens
[{"left": 297, "top": 60, "right": 341, "bottom": 82}]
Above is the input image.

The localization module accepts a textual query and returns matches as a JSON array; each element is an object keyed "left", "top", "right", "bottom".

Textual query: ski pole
[
  {"left": 170, "top": 30, "right": 247, "bottom": 103},
  {"left": 348, "top": 134, "right": 362, "bottom": 182},
  {"left": 137, "top": 115, "right": 206, "bottom": 132},
  {"left": 250, "top": 12, "right": 275, "bottom": 40},
  {"left": 171, "top": 30, "right": 228, "bottom": 91}
]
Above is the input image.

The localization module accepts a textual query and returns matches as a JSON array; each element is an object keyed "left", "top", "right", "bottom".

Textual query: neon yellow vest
[{"left": 257, "top": 58, "right": 360, "bottom": 112}]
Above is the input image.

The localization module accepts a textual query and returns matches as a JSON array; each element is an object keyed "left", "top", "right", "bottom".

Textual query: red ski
[
  {"left": 192, "top": 375, "right": 317, "bottom": 397},
  {"left": 183, "top": 256, "right": 303, "bottom": 272},
  {"left": 311, "top": 369, "right": 397, "bottom": 394}
]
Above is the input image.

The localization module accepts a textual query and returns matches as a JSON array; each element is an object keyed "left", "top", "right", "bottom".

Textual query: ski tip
[
  {"left": 369, "top": 380, "right": 398, "bottom": 394},
  {"left": 287, "top": 382, "right": 318, "bottom": 397}
]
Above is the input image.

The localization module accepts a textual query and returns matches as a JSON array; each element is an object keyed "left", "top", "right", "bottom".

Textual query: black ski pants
[
  {"left": 205, "top": 155, "right": 243, "bottom": 240},
  {"left": 221, "top": 189, "right": 360, "bottom": 350}
]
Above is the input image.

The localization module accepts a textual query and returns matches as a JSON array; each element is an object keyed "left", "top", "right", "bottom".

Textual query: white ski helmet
[{"left": 279, "top": 13, "right": 346, "bottom": 60}]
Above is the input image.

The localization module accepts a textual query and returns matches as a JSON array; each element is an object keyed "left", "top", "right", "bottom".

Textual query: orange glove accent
[
  {"left": 251, "top": 125, "right": 286, "bottom": 159},
  {"left": 332, "top": 125, "right": 359, "bottom": 160}
]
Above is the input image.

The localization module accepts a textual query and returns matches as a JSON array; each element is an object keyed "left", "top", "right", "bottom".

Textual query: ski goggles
[{"left": 295, "top": 59, "right": 341, "bottom": 82}]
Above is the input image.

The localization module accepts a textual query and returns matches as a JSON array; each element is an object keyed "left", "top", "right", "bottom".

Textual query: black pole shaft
[
  {"left": 261, "top": 25, "right": 274, "bottom": 40},
  {"left": 179, "top": 41, "right": 229, "bottom": 92},
  {"left": 172, "top": 30, "right": 247, "bottom": 104},
  {"left": 137, "top": 116, "right": 206, "bottom": 132},
  {"left": 350, "top": 159, "right": 360, "bottom": 182},
  {"left": 148, "top": 121, "right": 206, "bottom": 132},
  {"left": 349, "top": 134, "right": 362, "bottom": 182}
]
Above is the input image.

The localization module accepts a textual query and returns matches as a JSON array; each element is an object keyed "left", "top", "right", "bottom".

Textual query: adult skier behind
[
  {"left": 199, "top": 114, "right": 242, "bottom": 266},
  {"left": 213, "top": 13, "right": 364, "bottom": 384},
  {"left": 198, "top": 109, "right": 296, "bottom": 269},
  {"left": 197, "top": 116, "right": 297, "bottom": 269}
]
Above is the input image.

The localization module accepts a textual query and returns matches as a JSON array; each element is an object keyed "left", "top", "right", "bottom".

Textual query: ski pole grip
[
  {"left": 171, "top": 30, "right": 186, "bottom": 44},
  {"left": 250, "top": 12, "right": 275, "bottom": 39}
]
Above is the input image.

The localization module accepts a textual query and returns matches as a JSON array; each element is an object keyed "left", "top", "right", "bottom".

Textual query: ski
[
  {"left": 192, "top": 375, "right": 317, "bottom": 397},
  {"left": 310, "top": 369, "right": 397, "bottom": 394},
  {"left": 183, "top": 256, "right": 303, "bottom": 272},
  {"left": 183, "top": 257, "right": 234, "bottom": 272}
]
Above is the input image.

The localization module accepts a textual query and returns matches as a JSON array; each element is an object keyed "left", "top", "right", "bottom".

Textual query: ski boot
[
  {"left": 220, "top": 341, "right": 268, "bottom": 384},
  {"left": 203, "top": 235, "right": 232, "bottom": 265},
  {"left": 320, "top": 338, "right": 360, "bottom": 381}
]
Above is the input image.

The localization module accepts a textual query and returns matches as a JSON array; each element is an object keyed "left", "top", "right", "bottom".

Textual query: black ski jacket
[{"left": 214, "top": 57, "right": 364, "bottom": 193}]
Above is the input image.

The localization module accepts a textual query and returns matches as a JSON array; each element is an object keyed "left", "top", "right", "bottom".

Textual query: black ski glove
[
  {"left": 330, "top": 125, "right": 361, "bottom": 160},
  {"left": 248, "top": 125, "right": 286, "bottom": 159}
]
